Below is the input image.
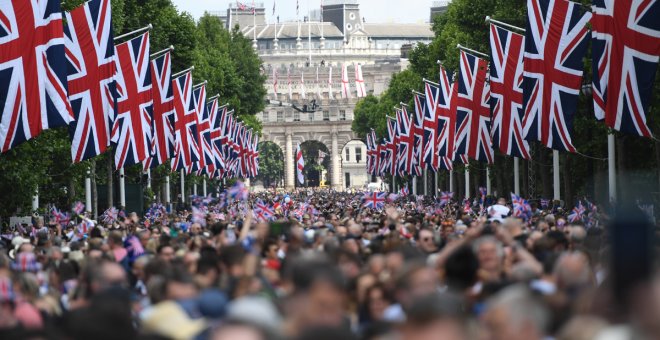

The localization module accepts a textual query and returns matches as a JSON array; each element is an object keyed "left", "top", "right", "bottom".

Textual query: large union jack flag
[
  {"left": 591, "top": 0, "right": 660, "bottom": 138},
  {"left": 386, "top": 116, "right": 398, "bottom": 176},
  {"left": 522, "top": 0, "right": 592, "bottom": 152},
  {"left": 0, "top": 0, "right": 74, "bottom": 153},
  {"left": 209, "top": 103, "right": 227, "bottom": 177},
  {"left": 171, "top": 71, "right": 199, "bottom": 172},
  {"left": 111, "top": 32, "right": 153, "bottom": 168},
  {"left": 187, "top": 83, "right": 210, "bottom": 175},
  {"left": 435, "top": 66, "right": 456, "bottom": 171},
  {"left": 454, "top": 50, "right": 493, "bottom": 164},
  {"left": 396, "top": 106, "right": 414, "bottom": 176},
  {"left": 143, "top": 51, "right": 174, "bottom": 170},
  {"left": 489, "top": 24, "right": 531, "bottom": 160},
  {"left": 411, "top": 93, "right": 425, "bottom": 176},
  {"left": 366, "top": 129, "right": 376, "bottom": 175},
  {"left": 65, "top": 0, "right": 115, "bottom": 163},
  {"left": 423, "top": 79, "right": 440, "bottom": 171}
]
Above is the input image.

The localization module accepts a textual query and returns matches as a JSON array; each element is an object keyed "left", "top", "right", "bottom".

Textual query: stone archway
[{"left": 260, "top": 120, "right": 356, "bottom": 190}]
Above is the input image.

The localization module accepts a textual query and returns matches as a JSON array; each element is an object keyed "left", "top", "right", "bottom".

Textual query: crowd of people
[{"left": 0, "top": 186, "right": 659, "bottom": 340}]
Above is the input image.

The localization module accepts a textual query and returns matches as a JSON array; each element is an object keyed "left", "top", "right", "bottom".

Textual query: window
[
  {"left": 339, "top": 110, "right": 346, "bottom": 120},
  {"left": 277, "top": 111, "right": 284, "bottom": 122},
  {"left": 345, "top": 148, "right": 350, "bottom": 162},
  {"left": 323, "top": 111, "right": 330, "bottom": 121},
  {"left": 308, "top": 112, "right": 314, "bottom": 121},
  {"left": 293, "top": 111, "right": 300, "bottom": 121},
  {"left": 355, "top": 147, "right": 362, "bottom": 163}
]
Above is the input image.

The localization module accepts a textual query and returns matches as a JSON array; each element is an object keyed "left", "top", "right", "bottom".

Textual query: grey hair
[
  {"left": 487, "top": 284, "right": 550, "bottom": 335},
  {"left": 472, "top": 235, "right": 504, "bottom": 259}
]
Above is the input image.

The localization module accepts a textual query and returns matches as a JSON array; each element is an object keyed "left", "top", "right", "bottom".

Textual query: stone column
[
  {"left": 285, "top": 133, "right": 295, "bottom": 189},
  {"left": 331, "top": 131, "right": 341, "bottom": 190}
]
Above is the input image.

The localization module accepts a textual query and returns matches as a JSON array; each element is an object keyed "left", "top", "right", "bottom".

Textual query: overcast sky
[{"left": 170, "top": 0, "right": 441, "bottom": 24}]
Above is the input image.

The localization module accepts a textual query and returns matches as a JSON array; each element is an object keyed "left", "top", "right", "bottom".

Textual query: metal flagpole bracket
[
  {"left": 422, "top": 78, "right": 440, "bottom": 86},
  {"left": 193, "top": 80, "right": 208, "bottom": 89},
  {"left": 172, "top": 66, "right": 194, "bottom": 78},
  {"left": 208, "top": 93, "right": 221, "bottom": 101},
  {"left": 399, "top": 102, "right": 409, "bottom": 107},
  {"left": 485, "top": 16, "right": 526, "bottom": 33},
  {"left": 150, "top": 45, "right": 174, "bottom": 58},
  {"left": 412, "top": 90, "right": 425, "bottom": 97},
  {"left": 456, "top": 44, "right": 490, "bottom": 60},
  {"left": 218, "top": 103, "right": 230, "bottom": 110},
  {"left": 114, "top": 24, "right": 152, "bottom": 42}
]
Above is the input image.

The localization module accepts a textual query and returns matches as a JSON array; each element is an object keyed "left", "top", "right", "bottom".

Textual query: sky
[{"left": 170, "top": 0, "right": 441, "bottom": 24}]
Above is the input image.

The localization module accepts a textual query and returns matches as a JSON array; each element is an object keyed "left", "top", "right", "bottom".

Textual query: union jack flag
[
  {"left": 567, "top": 201, "right": 586, "bottom": 223},
  {"left": 412, "top": 93, "right": 425, "bottom": 175},
  {"left": 399, "top": 184, "right": 410, "bottom": 197},
  {"left": 171, "top": 71, "right": 199, "bottom": 172},
  {"left": 209, "top": 104, "right": 227, "bottom": 176},
  {"left": 362, "top": 191, "right": 387, "bottom": 210},
  {"left": 366, "top": 129, "right": 376, "bottom": 175},
  {"left": 591, "top": 0, "right": 660, "bottom": 138},
  {"left": 144, "top": 51, "right": 175, "bottom": 169},
  {"left": 423, "top": 79, "right": 440, "bottom": 171},
  {"left": 522, "top": 0, "right": 592, "bottom": 152},
  {"left": 1, "top": 0, "right": 74, "bottom": 153},
  {"left": 254, "top": 199, "right": 274, "bottom": 221},
  {"left": 65, "top": 0, "right": 115, "bottom": 163},
  {"left": 435, "top": 66, "right": 456, "bottom": 170},
  {"left": 111, "top": 32, "right": 153, "bottom": 168},
  {"left": 188, "top": 83, "right": 211, "bottom": 175},
  {"left": 72, "top": 201, "right": 85, "bottom": 215},
  {"left": 489, "top": 23, "right": 531, "bottom": 159},
  {"left": 124, "top": 235, "right": 144, "bottom": 261},
  {"left": 439, "top": 191, "right": 453, "bottom": 206},
  {"left": 396, "top": 107, "right": 414, "bottom": 176},
  {"left": 454, "top": 50, "right": 493, "bottom": 164}
]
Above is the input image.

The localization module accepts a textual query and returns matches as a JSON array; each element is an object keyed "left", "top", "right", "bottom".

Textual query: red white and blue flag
[
  {"left": 188, "top": 83, "right": 209, "bottom": 174},
  {"left": 411, "top": 93, "right": 425, "bottom": 176},
  {"left": 386, "top": 116, "right": 398, "bottom": 176},
  {"left": 522, "top": 0, "right": 592, "bottom": 152},
  {"left": 171, "top": 71, "right": 199, "bottom": 172},
  {"left": 591, "top": 0, "right": 660, "bottom": 138},
  {"left": 1, "top": 0, "right": 74, "bottom": 153},
  {"left": 396, "top": 106, "right": 414, "bottom": 176},
  {"left": 423, "top": 79, "right": 440, "bottom": 171},
  {"left": 362, "top": 191, "right": 387, "bottom": 210},
  {"left": 489, "top": 23, "right": 530, "bottom": 160},
  {"left": 454, "top": 50, "right": 493, "bottom": 164},
  {"left": 439, "top": 191, "right": 453, "bottom": 206},
  {"left": 144, "top": 51, "right": 175, "bottom": 169},
  {"left": 567, "top": 201, "right": 586, "bottom": 223},
  {"left": 209, "top": 104, "right": 227, "bottom": 176},
  {"left": 435, "top": 66, "right": 456, "bottom": 170},
  {"left": 254, "top": 199, "right": 275, "bottom": 221},
  {"left": 111, "top": 32, "right": 153, "bottom": 168},
  {"left": 65, "top": 0, "right": 115, "bottom": 163}
]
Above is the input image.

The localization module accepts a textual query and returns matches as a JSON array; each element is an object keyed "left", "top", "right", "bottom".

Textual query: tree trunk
[
  {"left": 107, "top": 156, "right": 113, "bottom": 208},
  {"left": 563, "top": 154, "right": 573, "bottom": 208}
]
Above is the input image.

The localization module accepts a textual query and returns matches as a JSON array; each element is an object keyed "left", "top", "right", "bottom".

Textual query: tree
[{"left": 254, "top": 142, "right": 284, "bottom": 187}]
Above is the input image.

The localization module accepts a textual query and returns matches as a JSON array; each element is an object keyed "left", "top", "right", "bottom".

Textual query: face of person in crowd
[
  {"left": 418, "top": 229, "right": 437, "bottom": 253},
  {"left": 190, "top": 223, "right": 202, "bottom": 236},
  {"left": 441, "top": 224, "right": 455, "bottom": 239},
  {"left": 266, "top": 243, "right": 279, "bottom": 260},
  {"left": 367, "top": 286, "right": 390, "bottom": 321},
  {"left": 212, "top": 324, "right": 265, "bottom": 340},
  {"left": 298, "top": 280, "right": 346, "bottom": 328},
  {"left": 477, "top": 240, "right": 501, "bottom": 274},
  {"left": 408, "top": 267, "right": 438, "bottom": 297},
  {"left": 159, "top": 246, "right": 175, "bottom": 262}
]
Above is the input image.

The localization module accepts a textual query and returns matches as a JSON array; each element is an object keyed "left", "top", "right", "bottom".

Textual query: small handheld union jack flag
[
  {"left": 439, "top": 191, "right": 453, "bottom": 206},
  {"left": 362, "top": 192, "right": 387, "bottom": 210},
  {"left": 567, "top": 202, "right": 586, "bottom": 223}
]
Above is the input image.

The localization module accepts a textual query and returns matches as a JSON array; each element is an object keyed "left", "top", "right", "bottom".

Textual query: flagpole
[
  {"left": 412, "top": 176, "right": 417, "bottom": 196},
  {"left": 180, "top": 169, "right": 185, "bottom": 204},
  {"left": 456, "top": 44, "right": 490, "bottom": 60},
  {"left": 486, "top": 167, "right": 492, "bottom": 196},
  {"left": 514, "top": 157, "right": 520, "bottom": 195},
  {"left": 150, "top": 45, "right": 174, "bottom": 59},
  {"left": 114, "top": 24, "right": 152, "bottom": 42},
  {"left": 146, "top": 168, "right": 151, "bottom": 189},
  {"left": 449, "top": 169, "right": 454, "bottom": 192},
  {"left": 465, "top": 167, "right": 470, "bottom": 199},
  {"left": 85, "top": 168, "right": 92, "bottom": 213},
  {"left": 119, "top": 168, "right": 126, "bottom": 208},
  {"left": 423, "top": 168, "right": 428, "bottom": 196},
  {"left": 172, "top": 66, "right": 194, "bottom": 78},
  {"left": 434, "top": 171, "right": 439, "bottom": 196},
  {"left": 608, "top": 133, "right": 616, "bottom": 201},
  {"left": 164, "top": 175, "right": 171, "bottom": 208},
  {"left": 485, "top": 16, "right": 526, "bottom": 33},
  {"left": 203, "top": 178, "right": 207, "bottom": 197},
  {"left": 553, "top": 150, "right": 560, "bottom": 201}
]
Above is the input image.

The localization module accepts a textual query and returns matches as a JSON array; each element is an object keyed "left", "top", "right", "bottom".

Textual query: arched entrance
[
  {"left": 255, "top": 141, "right": 284, "bottom": 188},
  {"left": 297, "top": 141, "right": 331, "bottom": 187}
]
